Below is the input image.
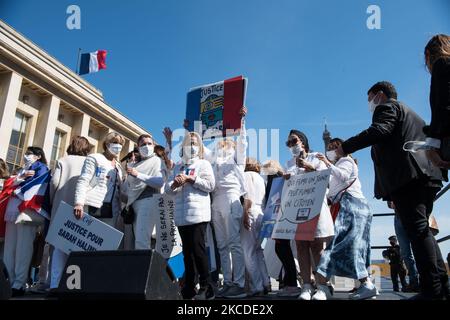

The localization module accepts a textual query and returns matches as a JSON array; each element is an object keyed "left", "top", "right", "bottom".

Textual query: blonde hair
[
  {"left": 217, "top": 138, "right": 236, "bottom": 150},
  {"left": 102, "top": 132, "right": 125, "bottom": 151},
  {"left": 181, "top": 132, "right": 205, "bottom": 159},
  {"left": 425, "top": 34, "right": 450, "bottom": 72},
  {"left": 261, "top": 160, "right": 284, "bottom": 176}
]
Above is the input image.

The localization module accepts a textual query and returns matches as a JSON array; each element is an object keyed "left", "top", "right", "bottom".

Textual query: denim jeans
[{"left": 394, "top": 214, "right": 419, "bottom": 286}]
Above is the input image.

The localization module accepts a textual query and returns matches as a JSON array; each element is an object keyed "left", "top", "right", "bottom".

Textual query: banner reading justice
[
  {"left": 46, "top": 201, "right": 124, "bottom": 254},
  {"left": 186, "top": 76, "right": 247, "bottom": 138}
]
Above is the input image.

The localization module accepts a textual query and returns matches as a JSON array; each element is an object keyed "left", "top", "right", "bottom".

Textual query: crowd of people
[{"left": 0, "top": 34, "right": 449, "bottom": 301}]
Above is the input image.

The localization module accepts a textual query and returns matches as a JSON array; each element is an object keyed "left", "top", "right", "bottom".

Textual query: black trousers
[
  {"left": 390, "top": 264, "right": 407, "bottom": 291},
  {"left": 391, "top": 179, "right": 448, "bottom": 297},
  {"left": 178, "top": 222, "right": 211, "bottom": 292},
  {"left": 275, "top": 239, "right": 297, "bottom": 287}
]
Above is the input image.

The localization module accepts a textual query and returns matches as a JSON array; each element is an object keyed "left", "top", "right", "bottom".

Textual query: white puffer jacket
[
  {"left": 165, "top": 158, "right": 215, "bottom": 226},
  {"left": 74, "top": 153, "right": 123, "bottom": 208}
]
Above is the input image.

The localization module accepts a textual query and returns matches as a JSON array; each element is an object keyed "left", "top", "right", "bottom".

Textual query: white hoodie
[{"left": 209, "top": 119, "right": 247, "bottom": 198}]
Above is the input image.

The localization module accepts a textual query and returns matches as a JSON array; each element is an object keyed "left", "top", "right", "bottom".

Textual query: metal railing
[{"left": 371, "top": 182, "right": 450, "bottom": 250}]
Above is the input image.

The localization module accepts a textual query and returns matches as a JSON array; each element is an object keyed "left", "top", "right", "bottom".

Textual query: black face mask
[{"left": 390, "top": 242, "right": 396, "bottom": 247}]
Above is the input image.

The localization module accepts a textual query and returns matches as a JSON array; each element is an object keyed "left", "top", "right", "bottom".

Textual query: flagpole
[{"left": 75, "top": 48, "right": 82, "bottom": 74}]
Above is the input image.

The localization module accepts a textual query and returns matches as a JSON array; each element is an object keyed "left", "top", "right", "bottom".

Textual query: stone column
[{"left": 0, "top": 72, "right": 23, "bottom": 159}]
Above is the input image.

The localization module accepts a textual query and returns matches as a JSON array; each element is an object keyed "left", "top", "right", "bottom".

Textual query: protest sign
[
  {"left": 186, "top": 75, "right": 247, "bottom": 138},
  {"left": 272, "top": 169, "right": 331, "bottom": 241},
  {"left": 46, "top": 201, "right": 123, "bottom": 254},
  {"left": 156, "top": 195, "right": 184, "bottom": 278},
  {"left": 260, "top": 177, "right": 284, "bottom": 239}
]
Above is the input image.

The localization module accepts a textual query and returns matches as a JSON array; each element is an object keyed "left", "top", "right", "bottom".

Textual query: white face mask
[
  {"left": 23, "top": 154, "right": 37, "bottom": 166},
  {"left": 368, "top": 94, "right": 380, "bottom": 113},
  {"left": 139, "top": 145, "right": 154, "bottom": 158},
  {"left": 290, "top": 144, "right": 303, "bottom": 157},
  {"left": 108, "top": 143, "right": 123, "bottom": 156},
  {"left": 183, "top": 145, "right": 199, "bottom": 160},
  {"left": 326, "top": 150, "right": 337, "bottom": 162},
  {"left": 217, "top": 147, "right": 235, "bottom": 159}
]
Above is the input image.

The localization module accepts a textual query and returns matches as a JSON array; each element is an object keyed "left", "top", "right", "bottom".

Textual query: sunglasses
[{"left": 286, "top": 138, "right": 299, "bottom": 147}]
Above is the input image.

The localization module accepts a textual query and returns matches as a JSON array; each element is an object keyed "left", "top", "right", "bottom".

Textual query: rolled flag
[{"left": 79, "top": 50, "right": 107, "bottom": 75}]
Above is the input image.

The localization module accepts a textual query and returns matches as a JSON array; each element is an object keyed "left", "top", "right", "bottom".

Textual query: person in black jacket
[
  {"left": 336, "top": 81, "right": 449, "bottom": 300},
  {"left": 382, "top": 236, "right": 408, "bottom": 292},
  {"left": 423, "top": 34, "right": 450, "bottom": 169}
]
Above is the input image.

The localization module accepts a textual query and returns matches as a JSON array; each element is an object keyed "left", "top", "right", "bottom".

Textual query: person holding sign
[
  {"left": 49, "top": 136, "right": 92, "bottom": 290},
  {"left": 165, "top": 132, "right": 216, "bottom": 300},
  {"left": 284, "top": 130, "right": 335, "bottom": 301},
  {"left": 125, "top": 134, "right": 166, "bottom": 250},
  {"left": 313, "top": 138, "right": 377, "bottom": 300},
  {"left": 74, "top": 132, "right": 125, "bottom": 227},
  {"left": 210, "top": 107, "right": 248, "bottom": 299}
]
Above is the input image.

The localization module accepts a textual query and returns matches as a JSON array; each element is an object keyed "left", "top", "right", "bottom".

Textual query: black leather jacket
[
  {"left": 342, "top": 99, "right": 443, "bottom": 200},
  {"left": 425, "top": 57, "right": 450, "bottom": 139}
]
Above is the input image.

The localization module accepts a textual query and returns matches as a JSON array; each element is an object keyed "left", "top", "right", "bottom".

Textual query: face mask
[
  {"left": 183, "top": 146, "right": 199, "bottom": 159},
  {"left": 326, "top": 150, "right": 337, "bottom": 162},
  {"left": 139, "top": 145, "right": 154, "bottom": 158},
  {"left": 217, "top": 147, "right": 235, "bottom": 159},
  {"left": 368, "top": 94, "right": 380, "bottom": 113},
  {"left": 403, "top": 138, "right": 441, "bottom": 153},
  {"left": 23, "top": 154, "right": 36, "bottom": 166},
  {"left": 108, "top": 143, "right": 123, "bottom": 156},
  {"left": 290, "top": 144, "right": 303, "bottom": 157}
]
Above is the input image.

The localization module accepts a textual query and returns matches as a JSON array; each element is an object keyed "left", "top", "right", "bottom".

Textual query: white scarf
[{"left": 126, "top": 154, "right": 159, "bottom": 205}]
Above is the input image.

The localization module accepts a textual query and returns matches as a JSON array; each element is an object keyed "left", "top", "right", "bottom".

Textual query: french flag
[
  {"left": 14, "top": 171, "right": 51, "bottom": 220},
  {"left": 79, "top": 50, "right": 107, "bottom": 75}
]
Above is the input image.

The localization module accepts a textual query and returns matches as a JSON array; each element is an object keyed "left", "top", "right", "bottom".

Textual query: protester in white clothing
[
  {"left": 49, "top": 136, "right": 92, "bottom": 290},
  {"left": 210, "top": 107, "right": 248, "bottom": 299},
  {"left": 284, "top": 130, "right": 335, "bottom": 301},
  {"left": 3, "top": 146, "right": 49, "bottom": 297},
  {"left": 314, "top": 138, "right": 376, "bottom": 300},
  {"left": 241, "top": 158, "right": 270, "bottom": 296},
  {"left": 125, "top": 134, "right": 165, "bottom": 250},
  {"left": 165, "top": 132, "right": 215, "bottom": 300},
  {"left": 74, "top": 132, "right": 124, "bottom": 227}
]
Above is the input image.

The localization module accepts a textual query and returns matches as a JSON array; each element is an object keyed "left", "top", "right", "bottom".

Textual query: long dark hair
[
  {"left": 26, "top": 146, "right": 48, "bottom": 165},
  {"left": 0, "top": 158, "right": 10, "bottom": 179},
  {"left": 425, "top": 34, "right": 450, "bottom": 72},
  {"left": 328, "top": 138, "right": 357, "bottom": 165}
]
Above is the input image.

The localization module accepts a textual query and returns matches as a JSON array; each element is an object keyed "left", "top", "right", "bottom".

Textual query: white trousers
[
  {"left": 3, "top": 222, "right": 38, "bottom": 289},
  {"left": 241, "top": 207, "right": 270, "bottom": 293},
  {"left": 50, "top": 247, "right": 68, "bottom": 289},
  {"left": 212, "top": 193, "right": 246, "bottom": 288},
  {"left": 132, "top": 196, "right": 159, "bottom": 250}
]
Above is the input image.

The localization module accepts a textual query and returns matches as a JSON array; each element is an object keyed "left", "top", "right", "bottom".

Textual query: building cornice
[{"left": 0, "top": 19, "right": 149, "bottom": 138}]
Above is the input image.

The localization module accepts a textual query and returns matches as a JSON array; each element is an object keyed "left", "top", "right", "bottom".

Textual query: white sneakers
[
  {"left": 349, "top": 281, "right": 378, "bottom": 300},
  {"left": 298, "top": 284, "right": 314, "bottom": 300},
  {"left": 312, "top": 284, "right": 332, "bottom": 300}
]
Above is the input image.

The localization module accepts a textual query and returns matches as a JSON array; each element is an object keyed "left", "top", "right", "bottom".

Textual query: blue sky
[{"left": 1, "top": 0, "right": 449, "bottom": 259}]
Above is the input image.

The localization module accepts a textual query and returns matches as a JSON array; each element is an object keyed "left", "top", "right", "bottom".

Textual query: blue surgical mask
[
  {"left": 108, "top": 143, "right": 123, "bottom": 156},
  {"left": 139, "top": 145, "right": 154, "bottom": 158}
]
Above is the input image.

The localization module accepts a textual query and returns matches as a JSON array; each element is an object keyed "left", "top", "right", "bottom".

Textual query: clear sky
[{"left": 1, "top": 0, "right": 449, "bottom": 259}]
